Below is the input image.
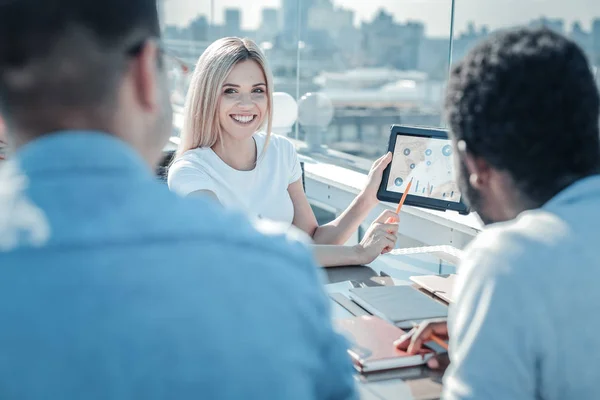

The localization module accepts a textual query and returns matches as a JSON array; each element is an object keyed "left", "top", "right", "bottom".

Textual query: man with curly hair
[{"left": 398, "top": 27, "right": 600, "bottom": 399}]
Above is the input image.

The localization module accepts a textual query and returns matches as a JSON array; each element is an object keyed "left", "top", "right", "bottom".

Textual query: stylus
[
  {"left": 386, "top": 179, "right": 413, "bottom": 225},
  {"left": 395, "top": 178, "right": 413, "bottom": 215}
]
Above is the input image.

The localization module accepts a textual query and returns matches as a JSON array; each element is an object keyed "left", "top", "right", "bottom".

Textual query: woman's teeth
[{"left": 232, "top": 115, "right": 255, "bottom": 124}]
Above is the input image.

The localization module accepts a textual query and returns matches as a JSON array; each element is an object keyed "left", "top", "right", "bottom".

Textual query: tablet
[{"left": 377, "top": 125, "right": 469, "bottom": 214}]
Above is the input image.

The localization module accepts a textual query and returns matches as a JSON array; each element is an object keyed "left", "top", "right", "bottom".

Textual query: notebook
[
  {"left": 336, "top": 316, "right": 433, "bottom": 373},
  {"left": 410, "top": 274, "right": 456, "bottom": 303},
  {"left": 348, "top": 285, "right": 448, "bottom": 329}
]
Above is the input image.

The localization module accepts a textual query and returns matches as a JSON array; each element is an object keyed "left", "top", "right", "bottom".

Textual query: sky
[{"left": 163, "top": 0, "right": 600, "bottom": 37}]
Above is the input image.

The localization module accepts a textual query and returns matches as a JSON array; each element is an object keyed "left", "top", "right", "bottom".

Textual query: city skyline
[
  {"left": 162, "top": 0, "right": 600, "bottom": 158},
  {"left": 164, "top": 0, "right": 600, "bottom": 37}
]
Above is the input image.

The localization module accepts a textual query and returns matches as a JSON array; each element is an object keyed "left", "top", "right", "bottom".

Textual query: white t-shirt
[{"left": 168, "top": 132, "right": 303, "bottom": 226}]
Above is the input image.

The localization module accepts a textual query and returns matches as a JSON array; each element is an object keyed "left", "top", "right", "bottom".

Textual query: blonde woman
[{"left": 168, "top": 37, "right": 398, "bottom": 267}]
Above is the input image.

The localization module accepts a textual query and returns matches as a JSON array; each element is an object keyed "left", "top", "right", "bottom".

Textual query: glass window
[
  {"left": 161, "top": 1, "right": 453, "bottom": 164},
  {"left": 160, "top": 0, "right": 599, "bottom": 165},
  {"left": 161, "top": 0, "right": 294, "bottom": 137},
  {"left": 451, "top": 0, "right": 600, "bottom": 89},
  {"left": 295, "top": 1, "right": 453, "bottom": 162}
]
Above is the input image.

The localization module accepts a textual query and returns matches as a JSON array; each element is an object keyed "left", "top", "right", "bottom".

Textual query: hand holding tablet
[{"left": 377, "top": 125, "right": 469, "bottom": 215}]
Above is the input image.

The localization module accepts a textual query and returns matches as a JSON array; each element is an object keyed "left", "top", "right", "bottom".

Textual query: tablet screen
[{"left": 386, "top": 136, "right": 461, "bottom": 202}]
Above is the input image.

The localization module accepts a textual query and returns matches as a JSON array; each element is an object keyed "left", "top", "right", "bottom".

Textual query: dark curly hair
[{"left": 445, "top": 27, "right": 600, "bottom": 206}]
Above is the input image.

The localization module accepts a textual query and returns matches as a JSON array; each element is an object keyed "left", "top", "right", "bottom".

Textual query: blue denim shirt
[{"left": 0, "top": 132, "right": 356, "bottom": 400}]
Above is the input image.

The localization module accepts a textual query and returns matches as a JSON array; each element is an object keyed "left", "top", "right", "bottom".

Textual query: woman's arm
[
  {"left": 312, "top": 245, "right": 365, "bottom": 267},
  {"left": 312, "top": 210, "right": 399, "bottom": 267},
  {"left": 289, "top": 152, "right": 392, "bottom": 245}
]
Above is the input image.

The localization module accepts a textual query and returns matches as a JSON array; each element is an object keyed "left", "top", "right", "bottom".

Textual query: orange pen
[
  {"left": 428, "top": 333, "right": 449, "bottom": 351},
  {"left": 395, "top": 178, "right": 413, "bottom": 215},
  {"left": 387, "top": 179, "right": 413, "bottom": 223}
]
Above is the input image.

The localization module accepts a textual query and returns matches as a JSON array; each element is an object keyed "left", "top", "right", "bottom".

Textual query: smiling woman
[
  {"left": 175, "top": 37, "right": 273, "bottom": 159},
  {"left": 217, "top": 59, "right": 269, "bottom": 168},
  {"left": 167, "top": 37, "right": 399, "bottom": 267}
]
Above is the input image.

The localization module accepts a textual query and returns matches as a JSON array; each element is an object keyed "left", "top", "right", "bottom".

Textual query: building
[
  {"left": 281, "top": 0, "right": 315, "bottom": 48},
  {"left": 360, "top": 10, "right": 425, "bottom": 71},
  {"left": 417, "top": 38, "right": 449, "bottom": 80},
  {"left": 529, "top": 17, "right": 565, "bottom": 33},
  {"left": 450, "top": 23, "right": 490, "bottom": 67},
  {"left": 304, "top": 0, "right": 359, "bottom": 59},
  {"left": 258, "top": 8, "right": 279, "bottom": 43},
  {"left": 189, "top": 15, "right": 209, "bottom": 42},
  {"left": 570, "top": 22, "right": 592, "bottom": 60},
  {"left": 307, "top": 0, "right": 353, "bottom": 36},
  {"left": 262, "top": 8, "right": 278, "bottom": 29},
  {"left": 224, "top": 8, "right": 241, "bottom": 38}
]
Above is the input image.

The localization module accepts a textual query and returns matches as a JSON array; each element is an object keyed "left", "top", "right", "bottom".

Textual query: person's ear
[
  {"left": 457, "top": 140, "right": 491, "bottom": 190},
  {"left": 129, "top": 40, "right": 161, "bottom": 113}
]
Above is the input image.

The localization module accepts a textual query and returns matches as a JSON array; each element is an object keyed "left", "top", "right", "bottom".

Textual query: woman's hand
[
  {"left": 358, "top": 152, "right": 392, "bottom": 208},
  {"left": 353, "top": 210, "right": 399, "bottom": 265}
]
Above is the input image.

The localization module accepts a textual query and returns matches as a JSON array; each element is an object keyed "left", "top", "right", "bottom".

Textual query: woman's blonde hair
[{"left": 176, "top": 37, "right": 273, "bottom": 158}]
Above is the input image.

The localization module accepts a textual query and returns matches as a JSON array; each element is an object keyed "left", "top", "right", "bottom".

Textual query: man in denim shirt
[{"left": 0, "top": 1, "right": 356, "bottom": 399}]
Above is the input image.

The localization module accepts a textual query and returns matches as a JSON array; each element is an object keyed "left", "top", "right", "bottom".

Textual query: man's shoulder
[
  {"left": 159, "top": 194, "right": 322, "bottom": 289},
  {"left": 1, "top": 174, "right": 314, "bottom": 270},
  {"left": 461, "top": 209, "right": 568, "bottom": 280},
  {"left": 472, "top": 209, "right": 568, "bottom": 252}
]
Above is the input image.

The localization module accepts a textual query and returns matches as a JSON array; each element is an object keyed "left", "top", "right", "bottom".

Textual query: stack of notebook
[{"left": 336, "top": 315, "right": 434, "bottom": 373}]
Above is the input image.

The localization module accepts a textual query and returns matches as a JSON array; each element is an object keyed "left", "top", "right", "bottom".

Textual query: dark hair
[
  {"left": 445, "top": 27, "right": 600, "bottom": 205},
  {"left": 0, "top": 0, "right": 161, "bottom": 131}
]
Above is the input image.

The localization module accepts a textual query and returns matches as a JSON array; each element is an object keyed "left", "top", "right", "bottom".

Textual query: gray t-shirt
[{"left": 444, "top": 175, "right": 600, "bottom": 400}]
